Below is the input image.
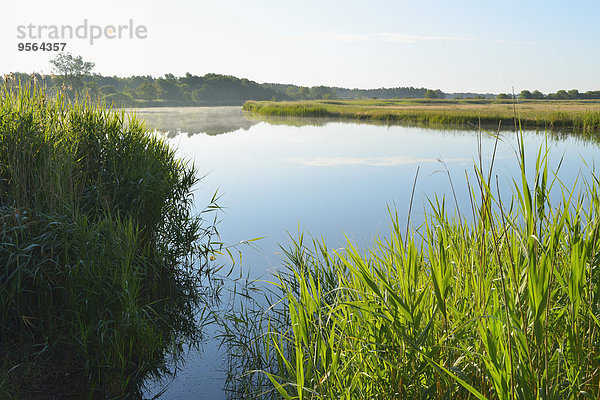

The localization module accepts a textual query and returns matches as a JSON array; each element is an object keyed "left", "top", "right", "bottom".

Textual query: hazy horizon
[{"left": 3, "top": 0, "right": 600, "bottom": 94}]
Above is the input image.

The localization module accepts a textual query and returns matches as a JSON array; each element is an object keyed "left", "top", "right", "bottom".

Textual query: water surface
[{"left": 139, "top": 106, "right": 598, "bottom": 399}]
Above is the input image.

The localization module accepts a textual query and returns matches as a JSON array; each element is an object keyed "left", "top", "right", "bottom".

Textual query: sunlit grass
[
  {"left": 244, "top": 99, "right": 600, "bottom": 133},
  {"left": 0, "top": 83, "right": 220, "bottom": 397},
  {"left": 221, "top": 130, "right": 600, "bottom": 399}
]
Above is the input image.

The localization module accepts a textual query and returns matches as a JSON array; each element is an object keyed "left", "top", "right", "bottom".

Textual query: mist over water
[{"left": 135, "top": 106, "right": 257, "bottom": 136}]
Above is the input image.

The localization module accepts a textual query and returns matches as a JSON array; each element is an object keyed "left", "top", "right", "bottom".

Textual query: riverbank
[
  {"left": 0, "top": 86, "right": 219, "bottom": 398},
  {"left": 243, "top": 98, "right": 600, "bottom": 132}
]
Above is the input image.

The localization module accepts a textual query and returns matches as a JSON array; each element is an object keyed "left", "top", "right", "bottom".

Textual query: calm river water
[{"left": 137, "top": 106, "right": 598, "bottom": 399}]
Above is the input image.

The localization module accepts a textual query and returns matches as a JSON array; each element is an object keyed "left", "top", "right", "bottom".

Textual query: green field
[{"left": 243, "top": 98, "right": 600, "bottom": 132}]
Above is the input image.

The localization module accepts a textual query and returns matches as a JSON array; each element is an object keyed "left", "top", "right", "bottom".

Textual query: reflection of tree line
[
  {"left": 138, "top": 108, "right": 415, "bottom": 136},
  {"left": 245, "top": 113, "right": 600, "bottom": 145},
  {"left": 135, "top": 107, "right": 258, "bottom": 136},
  {"left": 134, "top": 106, "right": 600, "bottom": 147}
]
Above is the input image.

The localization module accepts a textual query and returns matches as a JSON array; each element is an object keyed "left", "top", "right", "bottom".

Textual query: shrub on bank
[{"left": 0, "top": 84, "right": 218, "bottom": 397}]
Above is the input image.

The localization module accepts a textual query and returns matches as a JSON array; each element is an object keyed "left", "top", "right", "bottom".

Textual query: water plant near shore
[
  {"left": 221, "top": 130, "right": 600, "bottom": 399},
  {"left": 0, "top": 84, "right": 220, "bottom": 397},
  {"left": 243, "top": 99, "right": 600, "bottom": 133}
]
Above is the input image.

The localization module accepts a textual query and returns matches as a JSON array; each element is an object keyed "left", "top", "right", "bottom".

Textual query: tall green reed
[
  {"left": 0, "top": 82, "right": 220, "bottom": 397},
  {"left": 221, "top": 128, "right": 600, "bottom": 399}
]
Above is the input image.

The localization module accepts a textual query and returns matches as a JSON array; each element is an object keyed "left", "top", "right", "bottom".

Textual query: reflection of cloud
[
  {"left": 494, "top": 39, "right": 536, "bottom": 45},
  {"left": 292, "top": 156, "right": 469, "bottom": 167},
  {"left": 303, "top": 32, "right": 473, "bottom": 43}
]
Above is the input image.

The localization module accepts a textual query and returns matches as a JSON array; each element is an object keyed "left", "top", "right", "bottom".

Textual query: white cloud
[
  {"left": 494, "top": 39, "right": 536, "bottom": 45},
  {"left": 291, "top": 156, "right": 469, "bottom": 167},
  {"left": 303, "top": 32, "right": 473, "bottom": 44}
]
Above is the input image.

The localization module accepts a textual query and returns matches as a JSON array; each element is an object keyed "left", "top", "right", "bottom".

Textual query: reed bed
[
  {"left": 0, "top": 84, "right": 220, "bottom": 397},
  {"left": 221, "top": 131, "right": 600, "bottom": 399},
  {"left": 243, "top": 100, "right": 600, "bottom": 133}
]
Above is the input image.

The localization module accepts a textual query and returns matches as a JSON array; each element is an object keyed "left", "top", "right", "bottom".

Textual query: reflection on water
[
  {"left": 134, "top": 105, "right": 600, "bottom": 148},
  {"left": 245, "top": 112, "right": 600, "bottom": 147},
  {"left": 134, "top": 106, "right": 258, "bottom": 136},
  {"left": 244, "top": 112, "right": 388, "bottom": 128}
]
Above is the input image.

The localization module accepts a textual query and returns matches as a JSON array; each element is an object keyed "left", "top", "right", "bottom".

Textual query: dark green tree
[
  {"left": 310, "top": 86, "right": 335, "bottom": 100},
  {"left": 136, "top": 81, "right": 158, "bottom": 100},
  {"left": 568, "top": 89, "right": 580, "bottom": 99},
  {"left": 156, "top": 76, "right": 183, "bottom": 100},
  {"left": 50, "top": 53, "right": 95, "bottom": 92},
  {"left": 298, "top": 87, "right": 310, "bottom": 100},
  {"left": 100, "top": 85, "right": 117, "bottom": 95},
  {"left": 554, "top": 90, "right": 569, "bottom": 99},
  {"left": 531, "top": 90, "right": 545, "bottom": 99},
  {"left": 425, "top": 89, "right": 444, "bottom": 99},
  {"left": 519, "top": 90, "right": 533, "bottom": 99}
]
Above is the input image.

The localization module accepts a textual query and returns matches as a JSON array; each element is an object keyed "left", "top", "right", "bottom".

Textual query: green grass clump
[
  {"left": 243, "top": 99, "right": 600, "bottom": 133},
  {"left": 0, "top": 84, "right": 219, "bottom": 397},
  {"left": 222, "top": 133, "right": 600, "bottom": 399}
]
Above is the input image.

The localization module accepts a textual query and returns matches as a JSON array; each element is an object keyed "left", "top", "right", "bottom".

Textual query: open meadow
[{"left": 243, "top": 99, "right": 600, "bottom": 132}]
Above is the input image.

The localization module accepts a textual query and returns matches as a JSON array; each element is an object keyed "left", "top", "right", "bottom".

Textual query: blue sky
[{"left": 3, "top": 0, "right": 600, "bottom": 93}]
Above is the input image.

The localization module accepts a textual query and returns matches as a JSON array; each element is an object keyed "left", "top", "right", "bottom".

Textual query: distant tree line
[
  {"left": 6, "top": 71, "right": 286, "bottom": 106},
  {"left": 497, "top": 90, "right": 600, "bottom": 100},
  {"left": 334, "top": 86, "right": 434, "bottom": 99},
  {"left": 1, "top": 53, "right": 456, "bottom": 106},
  {"left": 259, "top": 83, "right": 445, "bottom": 101},
  {"left": 8, "top": 55, "right": 600, "bottom": 107},
  {"left": 449, "top": 93, "right": 496, "bottom": 100},
  {"left": 7, "top": 71, "right": 454, "bottom": 106}
]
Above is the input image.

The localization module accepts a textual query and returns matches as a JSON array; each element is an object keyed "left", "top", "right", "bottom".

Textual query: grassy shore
[
  {"left": 221, "top": 135, "right": 600, "bottom": 399},
  {"left": 0, "top": 85, "right": 219, "bottom": 397},
  {"left": 243, "top": 98, "right": 600, "bottom": 132}
]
